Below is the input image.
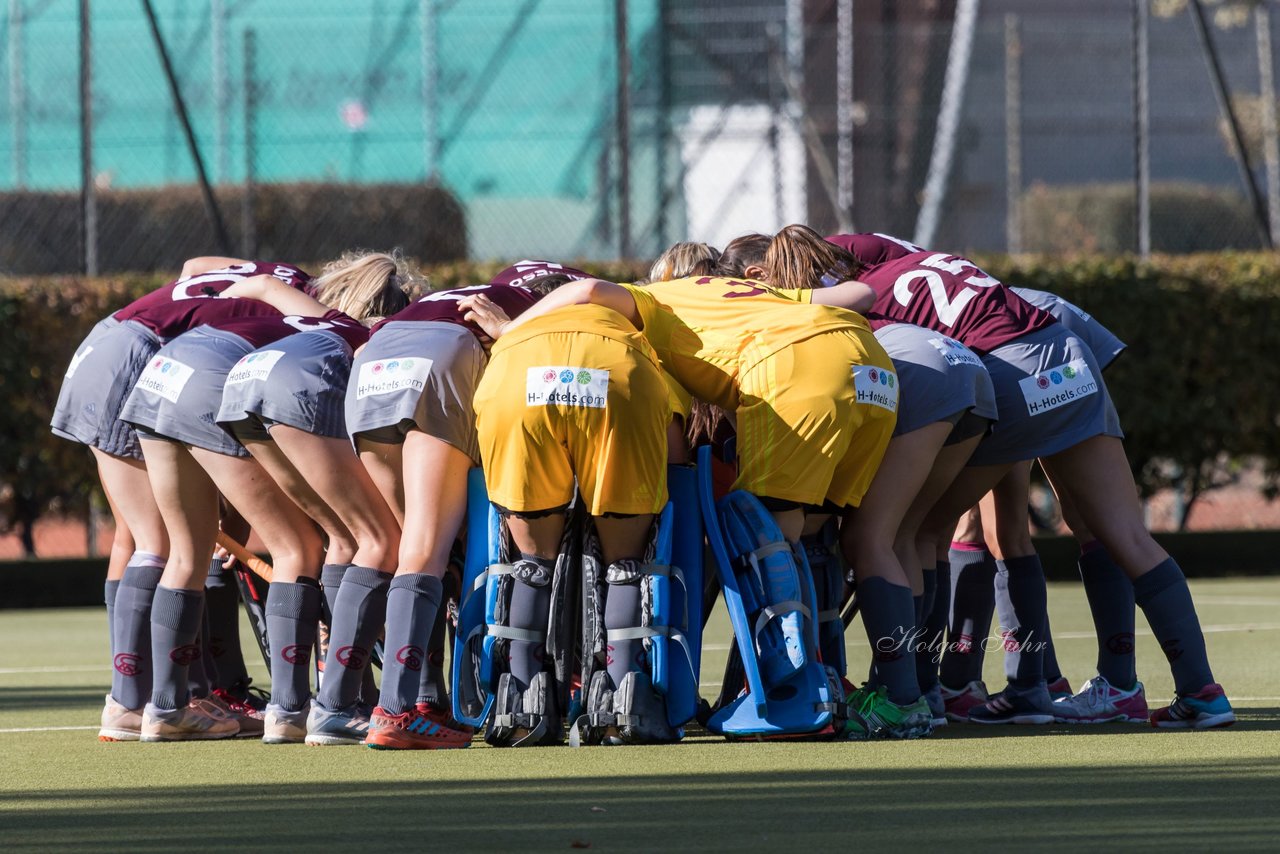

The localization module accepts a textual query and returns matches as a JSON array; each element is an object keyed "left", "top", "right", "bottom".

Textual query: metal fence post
[
  {"left": 1005, "top": 13, "right": 1022, "bottom": 254},
  {"left": 80, "top": 0, "right": 97, "bottom": 277},
  {"left": 241, "top": 27, "right": 256, "bottom": 258},
  {"left": 615, "top": 0, "right": 632, "bottom": 259}
]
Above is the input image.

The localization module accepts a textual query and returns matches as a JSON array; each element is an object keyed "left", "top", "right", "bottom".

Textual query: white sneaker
[
  {"left": 141, "top": 699, "right": 240, "bottom": 741},
  {"left": 263, "top": 703, "right": 310, "bottom": 744},
  {"left": 99, "top": 695, "right": 143, "bottom": 742},
  {"left": 1054, "top": 676, "right": 1148, "bottom": 724}
]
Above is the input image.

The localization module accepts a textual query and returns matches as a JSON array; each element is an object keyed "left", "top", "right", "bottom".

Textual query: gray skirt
[
  {"left": 875, "top": 323, "right": 998, "bottom": 437},
  {"left": 967, "top": 323, "right": 1124, "bottom": 467},
  {"left": 50, "top": 317, "right": 163, "bottom": 460},
  {"left": 1010, "top": 286, "right": 1127, "bottom": 371},
  {"left": 344, "top": 320, "right": 486, "bottom": 462},
  {"left": 120, "top": 326, "right": 254, "bottom": 457},
  {"left": 217, "top": 330, "right": 353, "bottom": 440}
]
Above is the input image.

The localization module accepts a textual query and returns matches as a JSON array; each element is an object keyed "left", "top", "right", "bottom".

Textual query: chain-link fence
[{"left": 1, "top": 0, "right": 1275, "bottom": 272}]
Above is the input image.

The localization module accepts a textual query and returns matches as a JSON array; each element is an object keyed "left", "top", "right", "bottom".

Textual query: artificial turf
[{"left": 2, "top": 577, "right": 1279, "bottom": 850}]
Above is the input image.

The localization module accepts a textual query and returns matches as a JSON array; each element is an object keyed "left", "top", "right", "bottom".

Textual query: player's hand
[
  {"left": 459, "top": 294, "right": 513, "bottom": 340},
  {"left": 213, "top": 542, "right": 238, "bottom": 570}
]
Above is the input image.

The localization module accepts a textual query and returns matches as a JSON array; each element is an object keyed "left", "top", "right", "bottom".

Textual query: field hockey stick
[{"left": 215, "top": 531, "right": 274, "bottom": 583}]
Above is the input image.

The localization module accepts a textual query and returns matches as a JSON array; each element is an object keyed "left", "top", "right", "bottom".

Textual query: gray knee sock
[
  {"left": 420, "top": 582, "right": 452, "bottom": 708},
  {"left": 318, "top": 566, "right": 391, "bottom": 711},
  {"left": 1079, "top": 543, "right": 1137, "bottom": 688},
  {"left": 915, "top": 566, "right": 945, "bottom": 692},
  {"left": 378, "top": 574, "right": 443, "bottom": 715},
  {"left": 859, "top": 577, "right": 921, "bottom": 705},
  {"left": 105, "top": 579, "right": 121, "bottom": 658},
  {"left": 996, "top": 554, "right": 1047, "bottom": 692},
  {"left": 320, "top": 563, "right": 349, "bottom": 625},
  {"left": 1134, "top": 558, "right": 1214, "bottom": 694},
  {"left": 508, "top": 556, "right": 554, "bottom": 691},
  {"left": 150, "top": 586, "right": 205, "bottom": 710},
  {"left": 205, "top": 558, "right": 249, "bottom": 689},
  {"left": 186, "top": 607, "right": 212, "bottom": 700},
  {"left": 265, "top": 580, "right": 322, "bottom": 712},
  {"left": 111, "top": 565, "right": 164, "bottom": 709},
  {"left": 940, "top": 548, "right": 996, "bottom": 689},
  {"left": 604, "top": 580, "right": 644, "bottom": 690}
]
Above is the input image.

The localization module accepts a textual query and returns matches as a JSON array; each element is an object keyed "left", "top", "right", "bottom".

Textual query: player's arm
[
  {"left": 806, "top": 280, "right": 876, "bottom": 314},
  {"left": 179, "top": 256, "right": 249, "bottom": 279},
  {"left": 459, "top": 279, "right": 641, "bottom": 339},
  {"left": 222, "top": 274, "right": 331, "bottom": 317}
]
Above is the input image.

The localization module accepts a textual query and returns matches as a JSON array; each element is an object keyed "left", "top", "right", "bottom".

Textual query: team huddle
[{"left": 51, "top": 225, "right": 1235, "bottom": 748}]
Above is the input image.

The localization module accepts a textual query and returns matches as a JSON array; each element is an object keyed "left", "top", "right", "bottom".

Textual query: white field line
[{"left": 0, "top": 725, "right": 98, "bottom": 734}]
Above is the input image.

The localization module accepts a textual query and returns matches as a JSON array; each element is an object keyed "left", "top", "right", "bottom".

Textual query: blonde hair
[
  {"left": 648, "top": 241, "right": 721, "bottom": 283},
  {"left": 311, "top": 249, "right": 421, "bottom": 322},
  {"left": 763, "top": 224, "right": 862, "bottom": 291}
]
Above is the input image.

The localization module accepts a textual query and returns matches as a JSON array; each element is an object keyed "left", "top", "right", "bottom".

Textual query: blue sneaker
[
  {"left": 304, "top": 702, "right": 371, "bottom": 745},
  {"left": 1149, "top": 683, "right": 1236, "bottom": 729},
  {"left": 968, "top": 686, "right": 1055, "bottom": 725}
]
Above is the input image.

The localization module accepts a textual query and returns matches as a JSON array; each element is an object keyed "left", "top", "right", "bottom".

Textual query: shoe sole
[
  {"left": 98, "top": 729, "right": 140, "bottom": 742},
  {"left": 262, "top": 735, "right": 306, "bottom": 744},
  {"left": 365, "top": 736, "right": 470, "bottom": 750},
  {"left": 304, "top": 734, "right": 367, "bottom": 746},
  {"left": 139, "top": 731, "right": 238, "bottom": 742},
  {"left": 969, "top": 713, "right": 1054, "bottom": 725},
  {"left": 1152, "top": 711, "right": 1236, "bottom": 729}
]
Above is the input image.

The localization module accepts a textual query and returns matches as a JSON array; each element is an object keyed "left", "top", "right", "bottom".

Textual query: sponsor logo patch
[
  {"left": 280, "top": 644, "right": 310, "bottom": 665},
  {"left": 168, "top": 644, "right": 202, "bottom": 665},
  {"left": 395, "top": 645, "right": 424, "bottom": 672},
  {"left": 113, "top": 653, "right": 141, "bottom": 676},
  {"left": 851, "top": 365, "right": 899, "bottom": 413},
  {"left": 355, "top": 356, "right": 433, "bottom": 400},
  {"left": 135, "top": 356, "right": 196, "bottom": 404},
  {"left": 928, "top": 336, "right": 984, "bottom": 368},
  {"left": 336, "top": 645, "right": 367, "bottom": 669},
  {"left": 1018, "top": 357, "right": 1097, "bottom": 416},
  {"left": 526, "top": 366, "right": 609, "bottom": 409},
  {"left": 225, "top": 349, "right": 286, "bottom": 386}
]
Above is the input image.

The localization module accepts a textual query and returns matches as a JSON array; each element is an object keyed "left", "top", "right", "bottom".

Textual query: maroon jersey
[
  {"left": 114, "top": 261, "right": 311, "bottom": 320},
  {"left": 372, "top": 284, "right": 539, "bottom": 340},
  {"left": 213, "top": 310, "right": 366, "bottom": 350},
  {"left": 826, "top": 233, "right": 922, "bottom": 269},
  {"left": 488, "top": 260, "right": 590, "bottom": 288},
  {"left": 856, "top": 250, "right": 1056, "bottom": 354}
]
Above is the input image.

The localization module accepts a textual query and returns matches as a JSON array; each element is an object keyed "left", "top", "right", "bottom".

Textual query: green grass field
[{"left": 3, "top": 577, "right": 1280, "bottom": 851}]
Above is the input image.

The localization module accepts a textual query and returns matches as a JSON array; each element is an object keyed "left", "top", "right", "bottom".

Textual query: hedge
[
  {"left": 0, "top": 182, "right": 468, "bottom": 276},
  {"left": 2, "top": 253, "right": 1279, "bottom": 551}
]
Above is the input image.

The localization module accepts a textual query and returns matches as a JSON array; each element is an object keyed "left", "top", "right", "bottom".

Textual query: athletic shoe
[
  {"left": 221, "top": 677, "right": 269, "bottom": 712},
  {"left": 140, "top": 700, "right": 240, "bottom": 741},
  {"left": 1046, "top": 676, "right": 1074, "bottom": 701},
  {"left": 98, "top": 695, "right": 143, "bottom": 742},
  {"left": 1053, "top": 676, "right": 1148, "bottom": 724},
  {"left": 921, "top": 684, "right": 948, "bottom": 728},
  {"left": 365, "top": 706, "right": 472, "bottom": 750},
  {"left": 1149, "top": 683, "right": 1236, "bottom": 730},
  {"left": 207, "top": 689, "right": 266, "bottom": 738},
  {"left": 842, "top": 686, "right": 933, "bottom": 740},
  {"left": 939, "top": 680, "right": 988, "bottom": 722},
  {"left": 262, "top": 704, "right": 310, "bottom": 744},
  {"left": 417, "top": 701, "right": 476, "bottom": 737},
  {"left": 969, "top": 686, "right": 1055, "bottom": 725},
  {"left": 304, "top": 702, "right": 371, "bottom": 746}
]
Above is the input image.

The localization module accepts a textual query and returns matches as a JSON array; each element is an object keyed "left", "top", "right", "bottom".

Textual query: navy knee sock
[
  {"left": 940, "top": 547, "right": 996, "bottom": 689},
  {"left": 995, "top": 554, "right": 1048, "bottom": 692},
  {"left": 205, "top": 557, "right": 249, "bottom": 689},
  {"left": 379, "top": 574, "right": 443, "bottom": 715},
  {"left": 150, "top": 586, "right": 205, "bottom": 710},
  {"left": 111, "top": 564, "right": 164, "bottom": 709},
  {"left": 1079, "top": 542, "right": 1137, "bottom": 688},
  {"left": 105, "top": 579, "right": 121, "bottom": 658},
  {"left": 318, "top": 566, "right": 391, "bottom": 711},
  {"left": 604, "top": 579, "right": 644, "bottom": 690},
  {"left": 1133, "top": 558, "right": 1214, "bottom": 694},
  {"left": 265, "top": 580, "right": 322, "bottom": 712},
  {"left": 858, "top": 577, "right": 920, "bottom": 705},
  {"left": 916, "top": 566, "right": 945, "bottom": 692}
]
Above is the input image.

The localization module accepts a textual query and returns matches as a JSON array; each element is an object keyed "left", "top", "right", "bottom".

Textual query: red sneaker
[{"left": 365, "top": 706, "right": 472, "bottom": 750}]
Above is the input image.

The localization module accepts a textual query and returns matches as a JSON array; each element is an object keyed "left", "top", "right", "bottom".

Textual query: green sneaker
[{"left": 842, "top": 686, "right": 933, "bottom": 741}]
